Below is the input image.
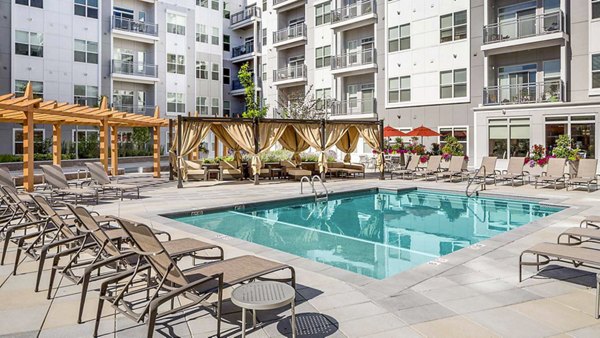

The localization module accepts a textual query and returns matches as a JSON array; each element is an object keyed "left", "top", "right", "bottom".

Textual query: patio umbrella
[
  {"left": 383, "top": 125, "right": 408, "bottom": 138},
  {"left": 406, "top": 125, "right": 442, "bottom": 144}
]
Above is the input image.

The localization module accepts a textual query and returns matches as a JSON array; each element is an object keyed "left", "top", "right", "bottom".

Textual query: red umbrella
[
  {"left": 406, "top": 126, "right": 441, "bottom": 143},
  {"left": 383, "top": 125, "right": 408, "bottom": 138}
]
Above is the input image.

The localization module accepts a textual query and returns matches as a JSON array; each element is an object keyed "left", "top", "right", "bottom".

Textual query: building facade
[{"left": 1, "top": 0, "right": 600, "bottom": 167}]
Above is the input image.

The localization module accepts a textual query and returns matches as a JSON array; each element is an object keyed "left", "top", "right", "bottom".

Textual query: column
[
  {"left": 99, "top": 118, "right": 109, "bottom": 172},
  {"left": 111, "top": 126, "right": 118, "bottom": 177},
  {"left": 153, "top": 126, "right": 161, "bottom": 178},
  {"left": 52, "top": 124, "right": 62, "bottom": 166},
  {"left": 22, "top": 112, "right": 34, "bottom": 192}
]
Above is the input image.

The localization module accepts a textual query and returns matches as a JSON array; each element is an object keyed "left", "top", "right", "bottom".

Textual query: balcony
[
  {"left": 272, "top": 64, "right": 307, "bottom": 87},
  {"left": 481, "top": 11, "right": 567, "bottom": 56},
  {"left": 112, "top": 104, "right": 156, "bottom": 115},
  {"left": 330, "top": 0, "right": 377, "bottom": 32},
  {"left": 230, "top": 7, "right": 261, "bottom": 30},
  {"left": 111, "top": 60, "right": 159, "bottom": 83},
  {"left": 331, "top": 49, "right": 377, "bottom": 76},
  {"left": 272, "top": 23, "right": 307, "bottom": 49},
  {"left": 231, "top": 79, "right": 245, "bottom": 95},
  {"left": 483, "top": 80, "right": 563, "bottom": 106},
  {"left": 231, "top": 43, "right": 260, "bottom": 63},
  {"left": 330, "top": 98, "right": 377, "bottom": 119},
  {"left": 272, "top": 0, "right": 304, "bottom": 12},
  {"left": 111, "top": 16, "right": 159, "bottom": 43}
]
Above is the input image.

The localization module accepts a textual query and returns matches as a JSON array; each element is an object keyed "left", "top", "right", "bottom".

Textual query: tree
[
  {"left": 239, "top": 63, "right": 268, "bottom": 118},
  {"left": 132, "top": 127, "right": 151, "bottom": 151},
  {"left": 276, "top": 85, "right": 330, "bottom": 119}
]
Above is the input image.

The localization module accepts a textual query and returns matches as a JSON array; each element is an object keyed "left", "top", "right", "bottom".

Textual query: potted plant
[
  {"left": 524, "top": 144, "right": 551, "bottom": 176},
  {"left": 440, "top": 136, "right": 467, "bottom": 170},
  {"left": 551, "top": 135, "right": 580, "bottom": 176}
]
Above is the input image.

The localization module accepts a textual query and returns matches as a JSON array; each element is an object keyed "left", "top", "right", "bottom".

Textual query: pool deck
[{"left": 2, "top": 173, "right": 600, "bottom": 337}]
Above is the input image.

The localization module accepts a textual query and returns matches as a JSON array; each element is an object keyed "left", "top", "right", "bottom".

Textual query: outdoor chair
[
  {"left": 470, "top": 156, "right": 498, "bottom": 184},
  {"left": 390, "top": 155, "right": 419, "bottom": 180},
  {"left": 535, "top": 158, "right": 567, "bottom": 189},
  {"left": 0, "top": 167, "right": 33, "bottom": 203},
  {"left": 435, "top": 156, "right": 467, "bottom": 182},
  {"left": 219, "top": 160, "right": 243, "bottom": 180},
  {"left": 40, "top": 164, "right": 98, "bottom": 204},
  {"left": 183, "top": 160, "right": 207, "bottom": 181},
  {"left": 567, "top": 158, "right": 598, "bottom": 192},
  {"left": 85, "top": 162, "right": 140, "bottom": 200},
  {"left": 413, "top": 155, "right": 442, "bottom": 180},
  {"left": 519, "top": 242, "right": 600, "bottom": 282},
  {"left": 48, "top": 205, "right": 224, "bottom": 324},
  {"left": 280, "top": 160, "right": 311, "bottom": 180},
  {"left": 95, "top": 220, "right": 296, "bottom": 338},
  {"left": 495, "top": 157, "right": 526, "bottom": 186}
]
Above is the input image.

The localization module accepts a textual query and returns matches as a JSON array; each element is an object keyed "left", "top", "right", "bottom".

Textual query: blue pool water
[{"left": 173, "top": 189, "right": 562, "bottom": 279}]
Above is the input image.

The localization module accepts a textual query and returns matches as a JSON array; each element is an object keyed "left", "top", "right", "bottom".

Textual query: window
[
  {"left": 315, "top": 46, "right": 331, "bottom": 68},
  {"left": 212, "top": 63, "right": 220, "bottom": 81},
  {"left": 211, "top": 0, "right": 219, "bottom": 10},
  {"left": 593, "top": 54, "right": 600, "bottom": 88},
  {"left": 315, "top": 2, "right": 331, "bottom": 26},
  {"left": 74, "top": 85, "right": 98, "bottom": 106},
  {"left": 315, "top": 88, "right": 331, "bottom": 110},
  {"left": 74, "top": 39, "right": 98, "bottom": 64},
  {"left": 594, "top": 0, "right": 600, "bottom": 19},
  {"left": 388, "top": 24, "right": 410, "bottom": 52},
  {"left": 223, "top": 68, "right": 231, "bottom": 84},
  {"left": 13, "top": 129, "right": 45, "bottom": 154},
  {"left": 16, "top": 0, "right": 43, "bottom": 8},
  {"left": 196, "top": 97, "right": 208, "bottom": 115},
  {"left": 167, "top": 92, "right": 185, "bottom": 114},
  {"left": 389, "top": 76, "right": 410, "bottom": 103},
  {"left": 15, "top": 30, "right": 43, "bottom": 57},
  {"left": 262, "top": 0, "right": 267, "bottom": 11},
  {"left": 262, "top": 63, "right": 267, "bottom": 82},
  {"left": 117, "top": 131, "right": 133, "bottom": 143},
  {"left": 546, "top": 115, "right": 596, "bottom": 158},
  {"left": 167, "top": 13, "right": 186, "bottom": 35},
  {"left": 72, "top": 129, "right": 99, "bottom": 143},
  {"left": 224, "top": 2, "right": 230, "bottom": 19},
  {"left": 197, "top": 0, "right": 208, "bottom": 8},
  {"left": 223, "top": 100, "right": 231, "bottom": 117},
  {"left": 167, "top": 54, "right": 185, "bottom": 74},
  {"left": 211, "top": 98, "right": 219, "bottom": 116},
  {"left": 262, "top": 28, "right": 267, "bottom": 47},
  {"left": 196, "top": 61, "right": 208, "bottom": 79},
  {"left": 74, "top": 0, "right": 98, "bottom": 18},
  {"left": 489, "top": 118, "right": 530, "bottom": 159},
  {"left": 196, "top": 24, "right": 208, "bottom": 43},
  {"left": 211, "top": 27, "right": 219, "bottom": 45},
  {"left": 440, "top": 10, "right": 467, "bottom": 43},
  {"left": 15, "top": 80, "right": 43, "bottom": 99},
  {"left": 439, "top": 127, "right": 468, "bottom": 154},
  {"left": 440, "top": 69, "right": 467, "bottom": 98},
  {"left": 223, "top": 35, "right": 230, "bottom": 51}
]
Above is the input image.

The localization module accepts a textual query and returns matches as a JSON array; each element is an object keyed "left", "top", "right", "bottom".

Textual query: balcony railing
[
  {"left": 331, "top": 49, "right": 376, "bottom": 70},
  {"left": 273, "top": 0, "right": 299, "bottom": 6},
  {"left": 331, "top": 0, "right": 376, "bottom": 24},
  {"left": 112, "top": 104, "right": 155, "bottom": 115},
  {"left": 112, "top": 16, "right": 158, "bottom": 36},
  {"left": 483, "top": 80, "right": 563, "bottom": 105},
  {"left": 273, "top": 23, "right": 307, "bottom": 44},
  {"left": 483, "top": 11, "right": 563, "bottom": 44},
  {"left": 230, "top": 7, "right": 261, "bottom": 26},
  {"left": 231, "top": 43, "right": 259, "bottom": 58},
  {"left": 273, "top": 64, "right": 307, "bottom": 82},
  {"left": 111, "top": 60, "right": 158, "bottom": 77},
  {"left": 331, "top": 98, "right": 376, "bottom": 116},
  {"left": 231, "top": 79, "right": 244, "bottom": 91}
]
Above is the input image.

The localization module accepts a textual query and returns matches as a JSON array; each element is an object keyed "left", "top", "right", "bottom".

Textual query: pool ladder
[
  {"left": 466, "top": 166, "right": 486, "bottom": 197},
  {"left": 300, "top": 175, "right": 329, "bottom": 202}
]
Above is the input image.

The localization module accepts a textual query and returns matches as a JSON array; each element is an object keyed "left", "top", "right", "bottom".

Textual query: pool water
[{"left": 174, "top": 190, "right": 561, "bottom": 279}]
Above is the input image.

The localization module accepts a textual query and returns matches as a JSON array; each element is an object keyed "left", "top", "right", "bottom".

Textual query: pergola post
[
  {"left": 168, "top": 118, "right": 174, "bottom": 181},
  {"left": 177, "top": 115, "right": 183, "bottom": 189},
  {"left": 320, "top": 119, "right": 327, "bottom": 181},
  {"left": 379, "top": 119, "right": 385, "bottom": 180},
  {"left": 22, "top": 82, "right": 35, "bottom": 192},
  {"left": 111, "top": 126, "right": 118, "bottom": 176},
  {"left": 191, "top": 111, "right": 199, "bottom": 160},
  {"left": 153, "top": 107, "right": 161, "bottom": 178},
  {"left": 52, "top": 124, "right": 62, "bottom": 166},
  {"left": 99, "top": 97, "right": 109, "bottom": 172},
  {"left": 253, "top": 118, "right": 260, "bottom": 185}
]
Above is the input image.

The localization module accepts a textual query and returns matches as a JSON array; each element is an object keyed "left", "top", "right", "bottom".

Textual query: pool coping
[{"left": 151, "top": 185, "right": 582, "bottom": 294}]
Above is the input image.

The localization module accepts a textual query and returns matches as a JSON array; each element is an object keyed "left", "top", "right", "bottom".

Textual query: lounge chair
[
  {"left": 495, "top": 157, "right": 526, "bottom": 186},
  {"left": 435, "top": 156, "right": 467, "bottom": 182},
  {"left": 219, "top": 160, "right": 243, "bottom": 180},
  {"left": 567, "top": 158, "right": 598, "bottom": 192},
  {"left": 413, "top": 155, "right": 442, "bottom": 180},
  {"left": 535, "top": 157, "right": 567, "bottom": 189},
  {"left": 280, "top": 160, "right": 311, "bottom": 180},
  {"left": 85, "top": 162, "right": 140, "bottom": 200},
  {"left": 183, "top": 160, "right": 207, "bottom": 180},
  {"left": 390, "top": 155, "right": 419, "bottom": 179},
  {"left": 48, "top": 205, "right": 224, "bottom": 324},
  {"left": 519, "top": 242, "right": 600, "bottom": 282},
  {"left": 40, "top": 164, "right": 98, "bottom": 204},
  {"left": 0, "top": 167, "right": 33, "bottom": 202},
  {"left": 469, "top": 156, "right": 498, "bottom": 184},
  {"left": 95, "top": 220, "right": 296, "bottom": 337}
]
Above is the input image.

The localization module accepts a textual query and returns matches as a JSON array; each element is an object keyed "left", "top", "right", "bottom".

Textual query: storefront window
[
  {"left": 488, "top": 118, "right": 530, "bottom": 158},
  {"left": 545, "top": 115, "right": 595, "bottom": 158}
]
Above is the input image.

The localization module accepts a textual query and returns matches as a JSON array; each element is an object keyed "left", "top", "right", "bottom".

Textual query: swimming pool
[{"left": 173, "top": 189, "right": 562, "bottom": 279}]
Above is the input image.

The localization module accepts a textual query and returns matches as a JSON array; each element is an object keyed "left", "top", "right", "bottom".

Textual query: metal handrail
[
  {"left": 466, "top": 166, "right": 486, "bottom": 197},
  {"left": 311, "top": 175, "right": 329, "bottom": 202},
  {"left": 331, "top": 48, "right": 377, "bottom": 70},
  {"left": 273, "top": 64, "right": 307, "bottom": 82},
  {"left": 331, "top": 0, "right": 376, "bottom": 23},
  {"left": 111, "top": 16, "right": 158, "bottom": 36},
  {"left": 273, "top": 23, "right": 307, "bottom": 43},
  {"left": 483, "top": 11, "right": 563, "bottom": 44},
  {"left": 230, "top": 6, "right": 261, "bottom": 26},
  {"left": 300, "top": 176, "right": 312, "bottom": 194},
  {"left": 483, "top": 80, "right": 563, "bottom": 105}
]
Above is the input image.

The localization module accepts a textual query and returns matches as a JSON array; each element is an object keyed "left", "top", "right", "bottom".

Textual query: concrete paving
[{"left": 1, "top": 171, "right": 600, "bottom": 337}]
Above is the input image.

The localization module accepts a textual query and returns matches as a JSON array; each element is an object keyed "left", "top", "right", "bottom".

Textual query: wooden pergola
[{"left": 0, "top": 82, "right": 169, "bottom": 192}]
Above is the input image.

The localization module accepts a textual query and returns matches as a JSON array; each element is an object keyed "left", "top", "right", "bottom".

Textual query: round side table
[{"left": 231, "top": 281, "right": 296, "bottom": 338}]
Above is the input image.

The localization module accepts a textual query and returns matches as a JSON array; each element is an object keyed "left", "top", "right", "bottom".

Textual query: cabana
[
  {"left": 169, "top": 115, "right": 385, "bottom": 187},
  {"left": 0, "top": 82, "right": 169, "bottom": 192}
]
